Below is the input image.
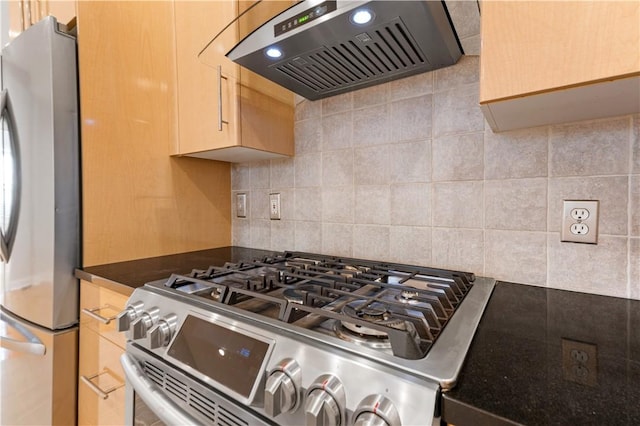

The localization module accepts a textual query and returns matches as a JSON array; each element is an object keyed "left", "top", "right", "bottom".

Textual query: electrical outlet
[
  {"left": 561, "top": 200, "right": 599, "bottom": 244},
  {"left": 562, "top": 338, "right": 597, "bottom": 386},
  {"left": 269, "top": 193, "right": 281, "bottom": 220},
  {"left": 236, "top": 193, "right": 247, "bottom": 218}
]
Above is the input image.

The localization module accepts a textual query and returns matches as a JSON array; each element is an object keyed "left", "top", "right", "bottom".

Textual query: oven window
[
  {"left": 167, "top": 315, "right": 270, "bottom": 398},
  {"left": 134, "top": 393, "right": 165, "bottom": 426}
]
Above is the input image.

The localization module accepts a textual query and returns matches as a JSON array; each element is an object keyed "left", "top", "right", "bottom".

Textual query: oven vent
[
  {"left": 273, "top": 18, "right": 426, "bottom": 98},
  {"left": 142, "top": 361, "right": 248, "bottom": 426}
]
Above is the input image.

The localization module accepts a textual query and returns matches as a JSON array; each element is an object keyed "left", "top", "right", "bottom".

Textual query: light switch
[{"left": 236, "top": 193, "right": 247, "bottom": 218}]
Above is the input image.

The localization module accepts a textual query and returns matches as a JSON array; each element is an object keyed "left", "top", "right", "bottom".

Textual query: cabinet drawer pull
[
  {"left": 81, "top": 306, "right": 117, "bottom": 324},
  {"left": 217, "top": 65, "right": 229, "bottom": 131},
  {"left": 80, "top": 370, "right": 124, "bottom": 400}
]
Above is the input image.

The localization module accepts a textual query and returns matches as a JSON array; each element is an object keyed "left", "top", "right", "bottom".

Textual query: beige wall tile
[
  {"left": 432, "top": 228, "right": 483, "bottom": 273},
  {"left": 485, "top": 230, "right": 547, "bottom": 286},
  {"left": 633, "top": 114, "right": 640, "bottom": 174},
  {"left": 353, "top": 84, "right": 388, "bottom": 108},
  {"left": 548, "top": 235, "right": 628, "bottom": 298},
  {"left": 295, "top": 221, "right": 322, "bottom": 253},
  {"left": 550, "top": 116, "right": 631, "bottom": 177},
  {"left": 433, "top": 181, "right": 483, "bottom": 228},
  {"left": 354, "top": 145, "right": 390, "bottom": 185},
  {"left": 322, "top": 186, "right": 354, "bottom": 223},
  {"left": 322, "top": 92, "right": 352, "bottom": 115},
  {"left": 294, "top": 153, "right": 322, "bottom": 187},
  {"left": 250, "top": 160, "right": 270, "bottom": 189},
  {"left": 322, "top": 112, "right": 352, "bottom": 151},
  {"left": 250, "top": 190, "right": 269, "bottom": 220},
  {"left": 391, "top": 183, "right": 431, "bottom": 226},
  {"left": 353, "top": 104, "right": 390, "bottom": 147},
  {"left": 353, "top": 225, "right": 390, "bottom": 261},
  {"left": 632, "top": 175, "right": 640, "bottom": 236},
  {"left": 271, "top": 220, "right": 295, "bottom": 251},
  {"left": 250, "top": 219, "right": 271, "bottom": 249},
  {"left": 295, "top": 99, "right": 321, "bottom": 122},
  {"left": 355, "top": 185, "right": 390, "bottom": 225},
  {"left": 484, "top": 126, "right": 548, "bottom": 179},
  {"left": 295, "top": 119, "right": 322, "bottom": 154},
  {"left": 389, "top": 71, "right": 434, "bottom": 101},
  {"left": 389, "top": 140, "right": 431, "bottom": 184},
  {"left": 232, "top": 218, "right": 250, "bottom": 247},
  {"left": 631, "top": 238, "right": 640, "bottom": 299},
  {"left": 485, "top": 178, "right": 547, "bottom": 231},
  {"left": 270, "top": 158, "right": 294, "bottom": 189},
  {"left": 390, "top": 95, "right": 433, "bottom": 142},
  {"left": 389, "top": 226, "right": 432, "bottom": 266},
  {"left": 432, "top": 132, "right": 483, "bottom": 181},
  {"left": 231, "top": 163, "right": 251, "bottom": 190},
  {"left": 295, "top": 188, "right": 322, "bottom": 222},
  {"left": 322, "top": 223, "right": 353, "bottom": 257},
  {"left": 433, "top": 83, "right": 484, "bottom": 138},
  {"left": 322, "top": 149, "right": 353, "bottom": 187},
  {"left": 434, "top": 55, "right": 479, "bottom": 91},
  {"left": 548, "top": 176, "right": 628, "bottom": 235}
]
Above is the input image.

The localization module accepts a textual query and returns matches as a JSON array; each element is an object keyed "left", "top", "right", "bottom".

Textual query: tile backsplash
[{"left": 231, "top": 56, "right": 640, "bottom": 300}]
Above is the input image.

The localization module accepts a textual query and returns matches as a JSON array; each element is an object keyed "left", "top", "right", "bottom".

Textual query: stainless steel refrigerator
[{"left": 0, "top": 16, "right": 80, "bottom": 425}]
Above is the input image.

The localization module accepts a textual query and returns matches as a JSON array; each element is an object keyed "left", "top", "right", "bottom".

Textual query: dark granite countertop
[
  {"left": 443, "top": 281, "right": 640, "bottom": 426},
  {"left": 75, "top": 246, "right": 277, "bottom": 291}
]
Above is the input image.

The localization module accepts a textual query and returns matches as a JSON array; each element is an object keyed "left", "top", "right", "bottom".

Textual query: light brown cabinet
[
  {"left": 7, "top": 0, "right": 76, "bottom": 39},
  {"left": 480, "top": 1, "right": 640, "bottom": 132},
  {"left": 77, "top": 0, "right": 231, "bottom": 266},
  {"left": 77, "top": 280, "right": 129, "bottom": 426},
  {"left": 172, "top": 1, "right": 295, "bottom": 162}
]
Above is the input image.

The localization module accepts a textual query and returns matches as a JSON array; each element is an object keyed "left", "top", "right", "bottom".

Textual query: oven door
[{"left": 121, "top": 345, "right": 274, "bottom": 426}]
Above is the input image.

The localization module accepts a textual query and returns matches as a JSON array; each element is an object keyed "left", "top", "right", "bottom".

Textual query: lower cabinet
[{"left": 78, "top": 280, "right": 129, "bottom": 425}]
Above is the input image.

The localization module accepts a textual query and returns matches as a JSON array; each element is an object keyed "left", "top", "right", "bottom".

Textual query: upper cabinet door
[
  {"left": 480, "top": 1, "right": 640, "bottom": 132},
  {"left": 173, "top": 1, "right": 240, "bottom": 156}
]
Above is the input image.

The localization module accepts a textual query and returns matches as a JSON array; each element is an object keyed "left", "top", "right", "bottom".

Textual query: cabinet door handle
[
  {"left": 80, "top": 370, "right": 124, "bottom": 400},
  {"left": 81, "top": 306, "right": 116, "bottom": 324},
  {"left": 217, "top": 65, "right": 229, "bottom": 131}
]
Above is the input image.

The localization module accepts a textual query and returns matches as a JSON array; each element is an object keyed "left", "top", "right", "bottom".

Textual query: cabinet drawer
[
  {"left": 80, "top": 280, "right": 128, "bottom": 348},
  {"left": 78, "top": 326, "right": 126, "bottom": 426}
]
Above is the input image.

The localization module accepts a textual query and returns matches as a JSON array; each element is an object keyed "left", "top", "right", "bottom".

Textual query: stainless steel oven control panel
[{"left": 118, "top": 287, "right": 440, "bottom": 425}]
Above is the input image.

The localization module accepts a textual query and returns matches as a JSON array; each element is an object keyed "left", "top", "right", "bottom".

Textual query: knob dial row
[{"left": 116, "top": 302, "right": 177, "bottom": 349}]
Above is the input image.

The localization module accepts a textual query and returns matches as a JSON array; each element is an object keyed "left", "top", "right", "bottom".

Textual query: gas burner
[
  {"left": 332, "top": 321, "right": 392, "bottom": 349},
  {"left": 394, "top": 290, "right": 423, "bottom": 305},
  {"left": 282, "top": 285, "right": 318, "bottom": 305},
  {"left": 340, "top": 301, "right": 407, "bottom": 337}
]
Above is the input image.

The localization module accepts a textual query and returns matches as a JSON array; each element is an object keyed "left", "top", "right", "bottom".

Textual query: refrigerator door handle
[
  {"left": 0, "top": 88, "right": 22, "bottom": 263},
  {"left": 0, "top": 311, "right": 46, "bottom": 356}
]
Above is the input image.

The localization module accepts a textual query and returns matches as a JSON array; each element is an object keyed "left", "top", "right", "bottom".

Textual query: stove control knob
[
  {"left": 353, "top": 395, "right": 401, "bottom": 426},
  {"left": 264, "top": 359, "right": 301, "bottom": 417},
  {"left": 304, "top": 375, "right": 345, "bottom": 426},
  {"left": 128, "top": 307, "right": 159, "bottom": 340},
  {"left": 145, "top": 314, "right": 177, "bottom": 349},
  {"left": 116, "top": 301, "right": 144, "bottom": 332}
]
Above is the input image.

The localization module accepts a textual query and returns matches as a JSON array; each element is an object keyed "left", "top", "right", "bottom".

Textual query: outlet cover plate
[
  {"left": 561, "top": 200, "right": 599, "bottom": 244},
  {"left": 269, "top": 193, "right": 281, "bottom": 220},
  {"left": 236, "top": 193, "right": 247, "bottom": 218}
]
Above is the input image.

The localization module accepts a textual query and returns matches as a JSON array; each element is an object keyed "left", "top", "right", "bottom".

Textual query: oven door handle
[{"left": 120, "top": 353, "right": 200, "bottom": 425}]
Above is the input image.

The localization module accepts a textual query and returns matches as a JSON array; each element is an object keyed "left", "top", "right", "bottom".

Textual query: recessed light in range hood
[{"left": 200, "top": 0, "right": 463, "bottom": 101}]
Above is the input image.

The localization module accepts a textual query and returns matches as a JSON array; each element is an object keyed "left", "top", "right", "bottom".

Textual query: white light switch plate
[
  {"left": 561, "top": 200, "right": 599, "bottom": 244},
  {"left": 236, "top": 193, "right": 247, "bottom": 218},
  {"left": 270, "top": 193, "right": 281, "bottom": 220}
]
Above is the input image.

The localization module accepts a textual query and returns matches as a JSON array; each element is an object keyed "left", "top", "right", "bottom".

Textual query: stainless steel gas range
[{"left": 117, "top": 251, "right": 495, "bottom": 426}]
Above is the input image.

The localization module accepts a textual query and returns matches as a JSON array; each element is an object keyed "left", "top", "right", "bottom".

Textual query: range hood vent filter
[{"left": 273, "top": 19, "right": 428, "bottom": 97}]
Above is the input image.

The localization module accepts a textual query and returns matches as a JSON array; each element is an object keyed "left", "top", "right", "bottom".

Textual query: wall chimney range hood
[{"left": 222, "top": 0, "right": 463, "bottom": 101}]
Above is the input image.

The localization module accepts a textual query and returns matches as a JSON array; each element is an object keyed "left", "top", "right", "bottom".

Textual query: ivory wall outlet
[{"left": 561, "top": 200, "right": 599, "bottom": 244}]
